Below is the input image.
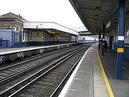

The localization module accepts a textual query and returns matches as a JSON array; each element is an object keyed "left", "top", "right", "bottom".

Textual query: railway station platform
[
  {"left": 99, "top": 47, "right": 129, "bottom": 97},
  {"left": 0, "top": 43, "right": 75, "bottom": 55},
  {"left": 0, "top": 43, "right": 76, "bottom": 64},
  {"left": 59, "top": 44, "right": 129, "bottom": 97}
]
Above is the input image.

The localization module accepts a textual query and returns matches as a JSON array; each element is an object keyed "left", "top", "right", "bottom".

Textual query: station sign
[{"left": 78, "top": 31, "right": 92, "bottom": 36}]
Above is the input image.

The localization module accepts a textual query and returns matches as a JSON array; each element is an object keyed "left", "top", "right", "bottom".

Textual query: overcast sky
[{"left": 0, "top": 0, "right": 87, "bottom": 31}]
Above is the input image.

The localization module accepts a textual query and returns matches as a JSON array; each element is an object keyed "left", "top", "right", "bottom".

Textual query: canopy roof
[
  {"left": 70, "top": 0, "right": 121, "bottom": 34},
  {"left": 24, "top": 21, "right": 79, "bottom": 36}
]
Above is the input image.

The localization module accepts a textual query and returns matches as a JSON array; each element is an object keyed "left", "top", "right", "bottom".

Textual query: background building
[{"left": 0, "top": 12, "right": 78, "bottom": 48}]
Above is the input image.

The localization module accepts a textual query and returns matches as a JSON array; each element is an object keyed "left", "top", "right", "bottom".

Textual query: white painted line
[{"left": 58, "top": 45, "right": 93, "bottom": 97}]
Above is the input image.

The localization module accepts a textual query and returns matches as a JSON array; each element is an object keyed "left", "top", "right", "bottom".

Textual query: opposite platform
[
  {"left": 0, "top": 43, "right": 76, "bottom": 64},
  {"left": 0, "top": 43, "right": 75, "bottom": 55}
]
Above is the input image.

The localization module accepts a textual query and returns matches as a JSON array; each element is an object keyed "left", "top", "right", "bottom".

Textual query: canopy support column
[{"left": 116, "top": 0, "right": 125, "bottom": 79}]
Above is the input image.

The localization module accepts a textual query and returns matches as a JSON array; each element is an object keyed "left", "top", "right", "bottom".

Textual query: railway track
[
  {"left": 0, "top": 44, "right": 90, "bottom": 97},
  {"left": 0, "top": 45, "right": 80, "bottom": 85}
]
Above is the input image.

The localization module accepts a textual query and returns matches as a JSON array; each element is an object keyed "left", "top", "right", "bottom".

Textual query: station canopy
[
  {"left": 24, "top": 21, "right": 79, "bottom": 36},
  {"left": 69, "top": 0, "right": 128, "bottom": 34}
]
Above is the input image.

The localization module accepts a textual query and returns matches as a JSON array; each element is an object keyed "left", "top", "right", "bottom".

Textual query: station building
[{"left": 0, "top": 12, "right": 78, "bottom": 48}]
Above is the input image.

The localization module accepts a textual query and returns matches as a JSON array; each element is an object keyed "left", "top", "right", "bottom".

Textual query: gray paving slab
[
  {"left": 93, "top": 46, "right": 109, "bottom": 97},
  {"left": 110, "top": 79, "right": 129, "bottom": 97},
  {"left": 64, "top": 47, "right": 94, "bottom": 97}
]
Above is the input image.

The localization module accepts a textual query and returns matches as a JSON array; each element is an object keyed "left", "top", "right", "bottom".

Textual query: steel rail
[
  {"left": 0, "top": 46, "right": 80, "bottom": 85},
  {"left": 0, "top": 48, "right": 81, "bottom": 97},
  {"left": 0, "top": 46, "right": 75, "bottom": 71},
  {"left": 50, "top": 55, "right": 83, "bottom": 97}
]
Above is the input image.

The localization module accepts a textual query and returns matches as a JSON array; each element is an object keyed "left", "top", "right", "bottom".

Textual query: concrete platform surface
[
  {"left": 99, "top": 48, "right": 129, "bottom": 97},
  {"left": 0, "top": 43, "right": 74, "bottom": 55},
  {"left": 59, "top": 44, "right": 109, "bottom": 97}
]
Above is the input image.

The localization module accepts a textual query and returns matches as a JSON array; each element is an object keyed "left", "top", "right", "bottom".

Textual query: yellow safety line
[
  {"left": 124, "top": 45, "right": 129, "bottom": 47},
  {"left": 96, "top": 49, "right": 115, "bottom": 97}
]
